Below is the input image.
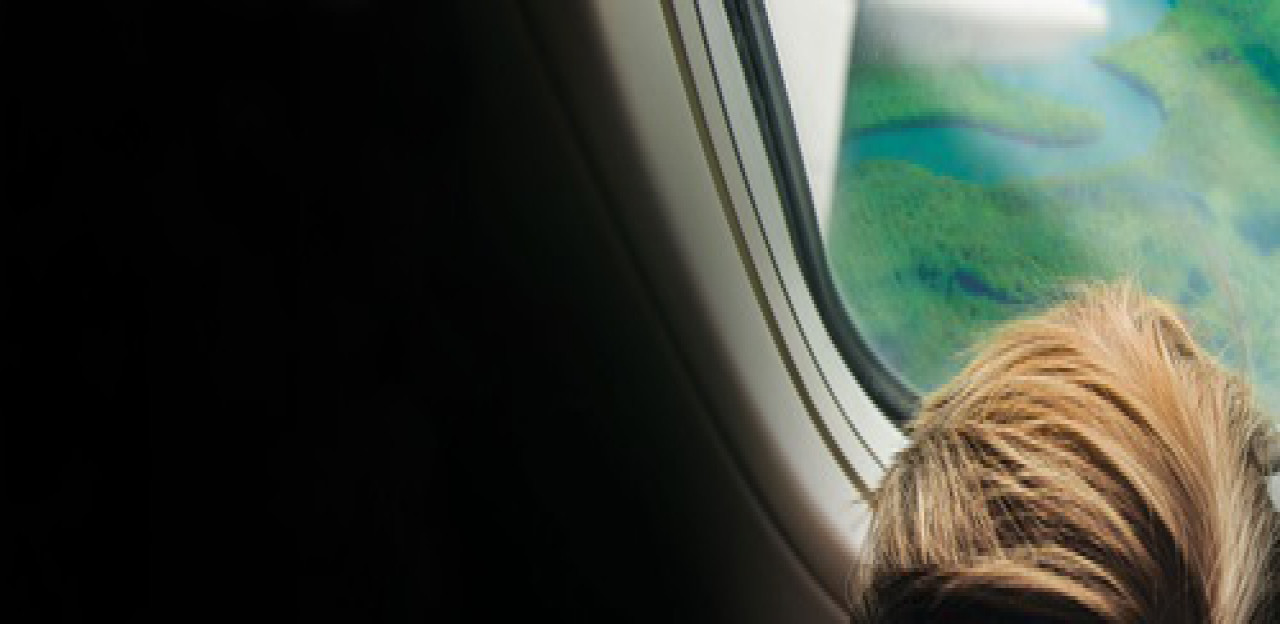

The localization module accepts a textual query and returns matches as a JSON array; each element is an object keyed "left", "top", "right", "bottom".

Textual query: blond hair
[{"left": 852, "top": 283, "right": 1279, "bottom": 623}]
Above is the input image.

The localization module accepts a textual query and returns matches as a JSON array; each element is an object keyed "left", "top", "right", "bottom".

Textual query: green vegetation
[
  {"left": 829, "top": 161, "right": 1110, "bottom": 391},
  {"left": 845, "top": 65, "right": 1104, "bottom": 143},
  {"left": 829, "top": 0, "right": 1280, "bottom": 410}
]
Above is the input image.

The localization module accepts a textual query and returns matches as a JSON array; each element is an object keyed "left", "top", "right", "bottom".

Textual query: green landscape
[
  {"left": 829, "top": 0, "right": 1280, "bottom": 411},
  {"left": 844, "top": 64, "right": 1104, "bottom": 143}
]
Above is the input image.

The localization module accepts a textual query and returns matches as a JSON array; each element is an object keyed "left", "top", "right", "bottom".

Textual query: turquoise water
[
  {"left": 845, "top": 0, "right": 1172, "bottom": 182},
  {"left": 828, "top": 0, "right": 1280, "bottom": 413}
]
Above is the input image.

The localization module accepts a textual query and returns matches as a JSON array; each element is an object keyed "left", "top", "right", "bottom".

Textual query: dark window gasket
[{"left": 721, "top": 0, "right": 920, "bottom": 425}]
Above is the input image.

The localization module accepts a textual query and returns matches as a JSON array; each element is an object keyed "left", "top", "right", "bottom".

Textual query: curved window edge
[{"left": 722, "top": 0, "right": 921, "bottom": 427}]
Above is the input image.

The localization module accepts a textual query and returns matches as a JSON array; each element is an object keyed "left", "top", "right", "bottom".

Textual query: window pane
[{"left": 827, "top": 0, "right": 1280, "bottom": 413}]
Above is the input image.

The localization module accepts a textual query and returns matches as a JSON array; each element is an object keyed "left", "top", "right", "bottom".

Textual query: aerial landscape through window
[{"left": 827, "top": 0, "right": 1280, "bottom": 417}]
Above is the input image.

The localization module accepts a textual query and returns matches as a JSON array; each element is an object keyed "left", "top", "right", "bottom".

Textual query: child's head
[{"left": 852, "top": 283, "right": 1279, "bottom": 623}]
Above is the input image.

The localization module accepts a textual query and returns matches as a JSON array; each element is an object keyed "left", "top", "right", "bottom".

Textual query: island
[{"left": 827, "top": 0, "right": 1280, "bottom": 410}]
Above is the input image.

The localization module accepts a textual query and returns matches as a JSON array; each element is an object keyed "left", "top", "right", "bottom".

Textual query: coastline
[{"left": 850, "top": 114, "right": 1102, "bottom": 148}]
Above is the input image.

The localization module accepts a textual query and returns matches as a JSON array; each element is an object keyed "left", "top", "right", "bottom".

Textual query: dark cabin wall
[{"left": 7, "top": 1, "right": 841, "bottom": 622}]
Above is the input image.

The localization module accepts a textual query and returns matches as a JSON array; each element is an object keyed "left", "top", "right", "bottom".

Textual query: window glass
[{"left": 827, "top": 0, "right": 1280, "bottom": 414}]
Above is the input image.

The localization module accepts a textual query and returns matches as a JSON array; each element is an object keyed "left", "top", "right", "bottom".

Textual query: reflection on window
[{"left": 827, "top": 0, "right": 1280, "bottom": 413}]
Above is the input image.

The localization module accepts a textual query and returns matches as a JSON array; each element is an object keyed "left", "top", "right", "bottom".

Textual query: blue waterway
[{"left": 844, "top": 0, "right": 1173, "bottom": 183}]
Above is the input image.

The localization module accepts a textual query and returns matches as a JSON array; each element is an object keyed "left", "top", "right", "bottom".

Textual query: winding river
[{"left": 844, "top": 0, "right": 1172, "bottom": 183}]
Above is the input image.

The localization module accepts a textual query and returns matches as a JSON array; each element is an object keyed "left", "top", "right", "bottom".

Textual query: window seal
[{"left": 720, "top": 0, "right": 920, "bottom": 425}]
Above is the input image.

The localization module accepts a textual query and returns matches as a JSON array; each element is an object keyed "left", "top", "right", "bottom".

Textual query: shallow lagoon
[
  {"left": 828, "top": 0, "right": 1280, "bottom": 417},
  {"left": 847, "top": 0, "right": 1170, "bottom": 183}
]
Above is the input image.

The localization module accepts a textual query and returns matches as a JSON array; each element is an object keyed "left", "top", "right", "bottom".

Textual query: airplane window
[{"left": 825, "top": 0, "right": 1280, "bottom": 421}]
